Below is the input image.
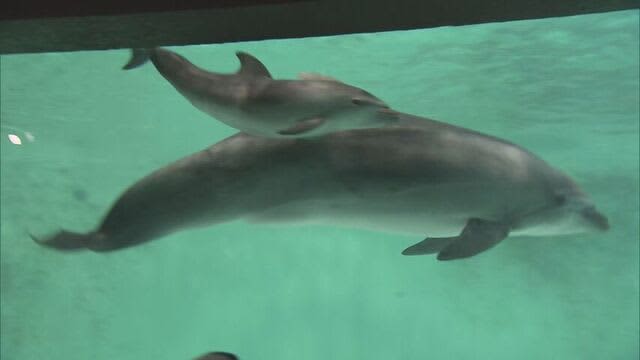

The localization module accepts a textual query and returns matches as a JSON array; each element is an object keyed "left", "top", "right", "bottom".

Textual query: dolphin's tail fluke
[
  {"left": 123, "top": 48, "right": 152, "bottom": 70},
  {"left": 31, "top": 230, "right": 98, "bottom": 251}
]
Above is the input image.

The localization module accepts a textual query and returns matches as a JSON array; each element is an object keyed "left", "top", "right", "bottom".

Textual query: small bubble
[{"left": 8, "top": 134, "right": 22, "bottom": 145}]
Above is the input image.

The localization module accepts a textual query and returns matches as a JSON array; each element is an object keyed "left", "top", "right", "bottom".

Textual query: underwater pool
[{"left": 1, "top": 9, "right": 638, "bottom": 360}]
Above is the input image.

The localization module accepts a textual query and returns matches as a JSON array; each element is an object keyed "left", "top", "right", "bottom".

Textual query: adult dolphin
[
  {"left": 123, "top": 48, "right": 397, "bottom": 137},
  {"left": 32, "top": 112, "right": 609, "bottom": 260}
]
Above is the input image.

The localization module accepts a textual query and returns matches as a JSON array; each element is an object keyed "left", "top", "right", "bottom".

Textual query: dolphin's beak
[{"left": 582, "top": 206, "right": 610, "bottom": 231}]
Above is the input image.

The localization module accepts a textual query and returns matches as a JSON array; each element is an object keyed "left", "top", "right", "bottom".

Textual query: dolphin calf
[
  {"left": 123, "top": 48, "right": 397, "bottom": 137},
  {"left": 32, "top": 112, "right": 608, "bottom": 260}
]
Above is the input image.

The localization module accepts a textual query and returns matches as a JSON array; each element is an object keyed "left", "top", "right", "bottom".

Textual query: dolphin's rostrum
[
  {"left": 32, "top": 112, "right": 608, "bottom": 260},
  {"left": 123, "top": 48, "right": 397, "bottom": 137}
]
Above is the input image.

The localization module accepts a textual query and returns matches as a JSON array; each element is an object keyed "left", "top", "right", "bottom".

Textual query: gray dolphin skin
[
  {"left": 32, "top": 112, "right": 608, "bottom": 260},
  {"left": 123, "top": 48, "right": 397, "bottom": 137}
]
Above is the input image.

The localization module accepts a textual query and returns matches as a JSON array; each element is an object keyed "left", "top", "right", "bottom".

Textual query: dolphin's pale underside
[{"left": 32, "top": 113, "right": 608, "bottom": 260}]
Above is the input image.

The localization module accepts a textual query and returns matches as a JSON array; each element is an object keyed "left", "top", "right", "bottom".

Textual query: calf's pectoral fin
[
  {"left": 437, "top": 218, "right": 510, "bottom": 261},
  {"left": 278, "top": 117, "right": 326, "bottom": 135}
]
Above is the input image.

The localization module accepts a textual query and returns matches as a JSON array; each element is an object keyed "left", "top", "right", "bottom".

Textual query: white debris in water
[
  {"left": 8, "top": 134, "right": 22, "bottom": 145},
  {"left": 25, "top": 132, "right": 35, "bottom": 142}
]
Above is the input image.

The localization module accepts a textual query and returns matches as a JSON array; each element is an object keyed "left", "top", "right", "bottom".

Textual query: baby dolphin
[
  {"left": 32, "top": 112, "right": 608, "bottom": 260},
  {"left": 123, "top": 48, "right": 397, "bottom": 137}
]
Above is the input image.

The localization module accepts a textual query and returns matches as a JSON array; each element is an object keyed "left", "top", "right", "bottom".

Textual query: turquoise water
[{"left": 1, "top": 9, "right": 638, "bottom": 360}]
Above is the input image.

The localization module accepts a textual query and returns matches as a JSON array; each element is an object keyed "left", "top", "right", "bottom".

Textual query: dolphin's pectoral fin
[
  {"left": 194, "top": 352, "right": 239, "bottom": 360},
  {"left": 122, "top": 49, "right": 151, "bottom": 70},
  {"left": 437, "top": 218, "right": 510, "bottom": 261},
  {"left": 235, "top": 51, "right": 272, "bottom": 78},
  {"left": 278, "top": 117, "right": 326, "bottom": 135},
  {"left": 402, "top": 219, "right": 509, "bottom": 260},
  {"left": 402, "top": 236, "right": 457, "bottom": 255}
]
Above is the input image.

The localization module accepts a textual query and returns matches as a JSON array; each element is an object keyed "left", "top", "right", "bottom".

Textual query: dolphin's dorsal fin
[
  {"left": 235, "top": 51, "right": 272, "bottom": 78},
  {"left": 297, "top": 72, "right": 342, "bottom": 82}
]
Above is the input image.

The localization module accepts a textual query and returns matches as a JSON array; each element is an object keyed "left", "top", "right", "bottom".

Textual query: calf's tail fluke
[{"left": 123, "top": 48, "right": 152, "bottom": 70}]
